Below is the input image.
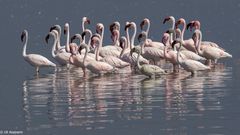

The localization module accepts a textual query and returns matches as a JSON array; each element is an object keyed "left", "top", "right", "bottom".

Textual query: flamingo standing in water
[
  {"left": 130, "top": 47, "right": 166, "bottom": 78},
  {"left": 140, "top": 18, "right": 165, "bottom": 50},
  {"left": 192, "top": 29, "right": 232, "bottom": 66},
  {"left": 80, "top": 35, "right": 115, "bottom": 75},
  {"left": 187, "top": 20, "right": 225, "bottom": 51},
  {"left": 172, "top": 39, "right": 210, "bottom": 76},
  {"left": 91, "top": 34, "right": 130, "bottom": 68},
  {"left": 95, "top": 23, "right": 122, "bottom": 57},
  {"left": 21, "top": 30, "right": 56, "bottom": 72},
  {"left": 45, "top": 30, "right": 71, "bottom": 66}
]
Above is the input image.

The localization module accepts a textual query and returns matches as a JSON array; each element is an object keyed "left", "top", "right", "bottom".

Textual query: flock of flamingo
[{"left": 20, "top": 16, "right": 232, "bottom": 78}]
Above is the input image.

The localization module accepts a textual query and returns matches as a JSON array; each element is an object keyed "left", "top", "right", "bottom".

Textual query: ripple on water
[{"left": 22, "top": 66, "right": 232, "bottom": 134}]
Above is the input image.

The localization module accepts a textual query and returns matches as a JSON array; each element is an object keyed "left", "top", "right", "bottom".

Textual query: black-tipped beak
[
  {"left": 124, "top": 24, "right": 131, "bottom": 31},
  {"left": 64, "top": 28, "right": 66, "bottom": 35},
  {"left": 137, "top": 34, "right": 143, "bottom": 42},
  {"left": 49, "top": 26, "right": 56, "bottom": 32},
  {"left": 81, "top": 31, "right": 86, "bottom": 38},
  {"left": 171, "top": 40, "right": 178, "bottom": 49},
  {"left": 187, "top": 22, "right": 193, "bottom": 31},
  {"left": 21, "top": 32, "right": 25, "bottom": 42},
  {"left": 71, "top": 35, "right": 76, "bottom": 43},
  {"left": 45, "top": 34, "right": 50, "bottom": 44},
  {"left": 163, "top": 18, "right": 170, "bottom": 24},
  {"left": 86, "top": 19, "right": 90, "bottom": 24}
]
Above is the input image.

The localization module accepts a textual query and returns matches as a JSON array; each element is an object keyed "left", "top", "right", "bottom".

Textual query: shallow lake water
[{"left": 0, "top": 0, "right": 240, "bottom": 135}]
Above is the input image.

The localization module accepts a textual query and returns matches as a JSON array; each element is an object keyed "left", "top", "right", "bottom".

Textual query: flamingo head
[
  {"left": 175, "top": 18, "right": 185, "bottom": 29},
  {"left": 111, "top": 29, "right": 119, "bottom": 43},
  {"left": 162, "top": 33, "right": 170, "bottom": 46},
  {"left": 193, "top": 21, "right": 201, "bottom": 29},
  {"left": 137, "top": 31, "right": 147, "bottom": 43},
  {"left": 140, "top": 18, "right": 150, "bottom": 30},
  {"left": 69, "top": 43, "right": 78, "bottom": 55},
  {"left": 82, "top": 17, "right": 90, "bottom": 25},
  {"left": 21, "top": 30, "right": 27, "bottom": 42},
  {"left": 49, "top": 25, "right": 61, "bottom": 32},
  {"left": 187, "top": 21, "right": 194, "bottom": 31},
  {"left": 171, "top": 39, "right": 181, "bottom": 49},
  {"left": 163, "top": 16, "right": 175, "bottom": 24},
  {"left": 124, "top": 23, "right": 131, "bottom": 31},
  {"left": 110, "top": 21, "right": 120, "bottom": 32},
  {"left": 71, "top": 34, "right": 82, "bottom": 44},
  {"left": 96, "top": 23, "right": 104, "bottom": 34},
  {"left": 130, "top": 47, "right": 141, "bottom": 56},
  {"left": 119, "top": 36, "right": 127, "bottom": 49},
  {"left": 45, "top": 30, "right": 58, "bottom": 44},
  {"left": 64, "top": 23, "right": 69, "bottom": 35},
  {"left": 90, "top": 34, "right": 101, "bottom": 48}
]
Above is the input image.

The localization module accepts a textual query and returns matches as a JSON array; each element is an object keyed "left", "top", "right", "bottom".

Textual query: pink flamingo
[
  {"left": 175, "top": 18, "right": 196, "bottom": 52},
  {"left": 163, "top": 16, "right": 176, "bottom": 44},
  {"left": 91, "top": 34, "right": 130, "bottom": 68},
  {"left": 140, "top": 18, "right": 165, "bottom": 50},
  {"left": 21, "top": 30, "right": 56, "bottom": 73},
  {"left": 193, "top": 29, "right": 232, "bottom": 65}
]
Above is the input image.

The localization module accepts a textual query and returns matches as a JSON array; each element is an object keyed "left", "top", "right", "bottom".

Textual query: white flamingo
[
  {"left": 163, "top": 16, "right": 176, "bottom": 44},
  {"left": 21, "top": 30, "right": 56, "bottom": 72},
  {"left": 82, "top": 35, "right": 115, "bottom": 75},
  {"left": 172, "top": 40, "right": 210, "bottom": 75},
  {"left": 91, "top": 34, "right": 130, "bottom": 68},
  {"left": 96, "top": 23, "right": 122, "bottom": 57},
  {"left": 140, "top": 18, "right": 165, "bottom": 50},
  {"left": 137, "top": 31, "right": 164, "bottom": 64},
  {"left": 193, "top": 29, "right": 232, "bottom": 65},
  {"left": 45, "top": 30, "right": 71, "bottom": 66},
  {"left": 49, "top": 24, "right": 65, "bottom": 53}
]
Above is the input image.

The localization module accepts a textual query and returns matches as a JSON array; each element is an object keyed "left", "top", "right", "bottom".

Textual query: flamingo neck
[
  {"left": 57, "top": 27, "right": 61, "bottom": 50},
  {"left": 120, "top": 41, "right": 126, "bottom": 57},
  {"left": 82, "top": 21, "right": 85, "bottom": 32},
  {"left": 130, "top": 25, "right": 136, "bottom": 49},
  {"left": 114, "top": 32, "right": 120, "bottom": 46},
  {"left": 22, "top": 33, "right": 28, "bottom": 57},
  {"left": 51, "top": 34, "right": 57, "bottom": 58},
  {"left": 181, "top": 21, "right": 186, "bottom": 43},
  {"left": 83, "top": 45, "right": 88, "bottom": 66},
  {"left": 136, "top": 51, "right": 142, "bottom": 69},
  {"left": 170, "top": 18, "right": 175, "bottom": 43},
  {"left": 146, "top": 21, "right": 150, "bottom": 36},
  {"left": 177, "top": 44, "right": 183, "bottom": 64},
  {"left": 126, "top": 28, "right": 130, "bottom": 50},
  {"left": 65, "top": 26, "right": 70, "bottom": 52},
  {"left": 196, "top": 32, "right": 203, "bottom": 55}
]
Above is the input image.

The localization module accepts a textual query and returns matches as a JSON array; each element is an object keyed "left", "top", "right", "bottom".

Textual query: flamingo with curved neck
[
  {"left": 175, "top": 18, "right": 196, "bottom": 52},
  {"left": 21, "top": 30, "right": 56, "bottom": 73},
  {"left": 163, "top": 16, "right": 176, "bottom": 43},
  {"left": 82, "top": 17, "right": 90, "bottom": 32},
  {"left": 45, "top": 30, "right": 71, "bottom": 66},
  {"left": 193, "top": 29, "right": 232, "bottom": 65},
  {"left": 140, "top": 18, "right": 165, "bottom": 50},
  {"left": 172, "top": 39, "right": 210, "bottom": 75}
]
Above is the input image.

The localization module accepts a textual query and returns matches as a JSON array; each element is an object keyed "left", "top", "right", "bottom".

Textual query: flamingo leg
[{"left": 36, "top": 67, "right": 39, "bottom": 73}]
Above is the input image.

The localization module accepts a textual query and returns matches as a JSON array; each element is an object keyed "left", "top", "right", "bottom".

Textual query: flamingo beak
[
  {"left": 81, "top": 31, "right": 86, "bottom": 39},
  {"left": 71, "top": 35, "right": 76, "bottom": 43},
  {"left": 163, "top": 17, "right": 170, "bottom": 24},
  {"left": 187, "top": 22, "right": 194, "bottom": 31},
  {"left": 78, "top": 46, "right": 84, "bottom": 55},
  {"left": 49, "top": 26, "right": 56, "bottom": 32},
  {"left": 171, "top": 40, "right": 178, "bottom": 49},
  {"left": 45, "top": 34, "right": 50, "bottom": 44},
  {"left": 64, "top": 28, "right": 67, "bottom": 35},
  {"left": 124, "top": 24, "right": 131, "bottom": 31},
  {"left": 21, "top": 32, "right": 25, "bottom": 42}
]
